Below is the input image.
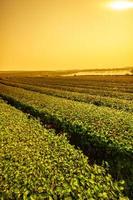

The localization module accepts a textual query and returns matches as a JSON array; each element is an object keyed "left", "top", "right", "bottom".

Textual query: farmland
[{"left": 0, "top": 75, "right": 133, "bottom": 199}]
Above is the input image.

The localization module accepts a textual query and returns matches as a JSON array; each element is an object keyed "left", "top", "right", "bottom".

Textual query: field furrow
[
  {"left": 0, "top": 80, "right": 133, "bottom": 113},
  {"left": 1, "top": 99, "right": 126, "bottom": 199},
  {"left": 0, "top": 83, "right": 133, "bottom": 198}
]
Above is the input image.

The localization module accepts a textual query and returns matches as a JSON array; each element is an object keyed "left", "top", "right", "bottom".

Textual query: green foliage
[
  {"left": 1, "top": 80, "right": 133, "bottom": 112},
  {"left": 0, "top": 76, "right": 133, "bottom": 198},
  {"left": 0, "top": 84, "right": 132, "bottom": 154},
  {"left": 2, "top": 75, "right": 133, "bottom": 99},
  {"left": 0, "top": 100, "right": 126, "bottom": 199}
]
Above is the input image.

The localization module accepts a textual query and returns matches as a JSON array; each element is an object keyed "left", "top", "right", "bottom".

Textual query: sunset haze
[{"left": 0, "top": 0, "right": 133, "bottom": 71}]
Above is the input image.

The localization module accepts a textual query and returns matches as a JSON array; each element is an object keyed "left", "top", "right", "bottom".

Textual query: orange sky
[{"left": 0, "top": 0, "right": 133, "bottom": 71}]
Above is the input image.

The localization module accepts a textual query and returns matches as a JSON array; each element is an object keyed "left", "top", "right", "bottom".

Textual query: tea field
[{"left": 0, "top": 75, "right": 132, "bottom": 199}]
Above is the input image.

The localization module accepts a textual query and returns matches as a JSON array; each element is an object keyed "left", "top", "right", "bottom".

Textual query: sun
[{"left": 107, "top": 1, "right": 133, "bottom": 10}]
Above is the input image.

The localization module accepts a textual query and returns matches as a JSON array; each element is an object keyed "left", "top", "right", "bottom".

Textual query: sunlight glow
[
  {"left": 1, "top": 0, "right": 133, "bottom": 70},
  {"left": 108, "top": 1, "right": 133, "bottom": 10}
]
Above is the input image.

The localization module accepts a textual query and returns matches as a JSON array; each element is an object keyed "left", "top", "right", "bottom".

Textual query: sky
[{"left": 0, "top": 0, "right": 133, "bottom": 71}]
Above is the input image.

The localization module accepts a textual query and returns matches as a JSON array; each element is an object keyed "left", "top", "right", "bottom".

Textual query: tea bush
[{"left": 0, "top": 100, "right": 126, "bottom": 199}]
